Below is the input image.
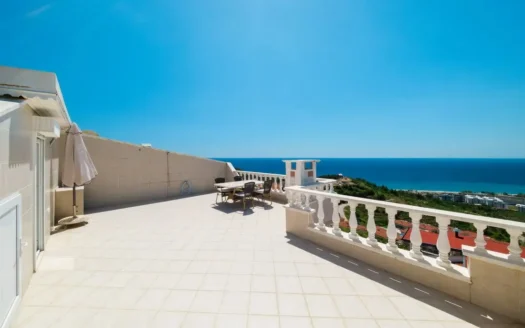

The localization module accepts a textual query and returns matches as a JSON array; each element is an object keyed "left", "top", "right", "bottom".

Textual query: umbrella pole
[{"left": 73, "top": 183, "right": 77, "bottom": 218}]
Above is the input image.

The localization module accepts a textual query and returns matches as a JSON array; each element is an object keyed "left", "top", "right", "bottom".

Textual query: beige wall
[
  {"left": 58, "top": 135, "right": 232, "bottom": 210},
  {"left": 286, "top": 207, "right": 525, "bottom": 324},
  {"left": 0, "top": 101, "right": 57, "bottom": 294}
]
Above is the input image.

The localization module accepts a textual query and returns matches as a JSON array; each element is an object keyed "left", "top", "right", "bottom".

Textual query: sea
[{"left": 214, "top": 158, "right": 525, "bottom": 194}]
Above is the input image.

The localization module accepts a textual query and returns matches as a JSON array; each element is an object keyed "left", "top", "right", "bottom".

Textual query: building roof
[
  {"left": 0, "top": 66, "right": 71, "bottom": 126},
  {"left": 402, "top": 227, "right": 525, "bottom": 258}
]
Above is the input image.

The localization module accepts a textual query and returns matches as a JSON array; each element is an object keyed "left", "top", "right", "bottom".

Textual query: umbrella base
[{"left": 58, "top": 215, "right": 89, "bottom": 226}]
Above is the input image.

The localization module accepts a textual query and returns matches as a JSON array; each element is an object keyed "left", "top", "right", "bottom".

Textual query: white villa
[{"left": 1, "top": 66, "right": 525, "bottom": 328}]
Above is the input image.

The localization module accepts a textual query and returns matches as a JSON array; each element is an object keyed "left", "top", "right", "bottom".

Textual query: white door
[
  {"left": 35, "top": 138, "right": 45, "bottom": 256},
  {"left": 0, "top": 194, "right": 21, "bottom": 328}
]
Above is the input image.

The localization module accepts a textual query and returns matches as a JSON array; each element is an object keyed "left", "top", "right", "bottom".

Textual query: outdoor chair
[
  {"left": 234, "top": 182, "right": 256, "bottom": 210},
  {"left": 254, "top": 179, "right": 273, "bottom": 205},
  {"left": 214, "top": 177, "right": 230, "bottom": 203}
]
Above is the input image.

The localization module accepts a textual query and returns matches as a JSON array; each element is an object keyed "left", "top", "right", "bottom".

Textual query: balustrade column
[
  {"left": 348, "top": 202, "right": 359, "bottom": 240},
  {"left": 286, "top": 190, "right": 294, "bottom": 207},
  {"left": 331, "top": 198, "right": 342, "bottom": 236},
  {"left": 306, "top": 195, "right": 316, "bottom": 228},
  {"left": 386, "top": 208, "right": 399, "bottom": 252},
  {"left": 316, "top": 195, "right": 326, "bottom": 231},
  {"left": 366, "top": 205, "right": 377, "bottom": 246},
  {"left": 507, "top": 229, "right": 523, "bottom": 262},
  {"left": 436, "top": 216, "right": 452, "bottom": 268},
  {"left": 473, "top": 223, "right": 487, "bottom": 253},
  {"left": 329, "top": 183, "right": 334, "bottom": 193},
  {"left": 410, "top": 213, "right": 423, "bottom": 260}
]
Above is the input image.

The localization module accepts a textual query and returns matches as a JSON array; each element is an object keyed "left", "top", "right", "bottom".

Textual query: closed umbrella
[{"left": 60, "top": 123, "right": 98, "bottom": 225}]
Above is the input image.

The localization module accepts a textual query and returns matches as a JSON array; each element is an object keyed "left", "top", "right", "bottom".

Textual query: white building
[
  {"left": 0, "top": 66, "right": 71, "bottom": 328},
  {"left": 517, "top": 204, "right": 525, "bottom": 213}
]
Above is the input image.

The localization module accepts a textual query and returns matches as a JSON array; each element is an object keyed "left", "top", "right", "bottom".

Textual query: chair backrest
[
  {"left": 263, "top": 180, "right": 273, "bottom": 194},
  {"left": 233, "top": 176, "right": 243, "bottom": 181},
  {"left": 215, "top": 177, "right": 226, "bottom": 184},
  {"left": 243, "top": 182, "right": 256, "bottom": 195}
]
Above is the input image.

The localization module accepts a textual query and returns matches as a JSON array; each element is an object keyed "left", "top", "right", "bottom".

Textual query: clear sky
[{"left": 2, "top": 0, "right": 524, "bottom": 158}]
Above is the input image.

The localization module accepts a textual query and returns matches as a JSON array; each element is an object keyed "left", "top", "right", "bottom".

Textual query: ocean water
[{"left": 214, "top": 158, "right": 525, "bottom": 194}]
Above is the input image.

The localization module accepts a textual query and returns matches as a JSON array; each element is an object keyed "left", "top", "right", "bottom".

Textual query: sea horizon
[{"left": 214, "top": 158, "right": 525, "bottom": 194}]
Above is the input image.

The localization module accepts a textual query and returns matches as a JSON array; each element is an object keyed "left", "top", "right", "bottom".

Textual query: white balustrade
[
  {"left": 316, "top": 195, "right": 326, "bottom": 231},
  {"left": 348, "top": 202, "right": 359, "bottom": 240},
  {"left": 385, "top": 208, "right": 399, "bottom": 252},
  {"left": 409, "top": 213, "right": 423, "bottom": 259},
  {"left": 436, "top": 216, "right": 452, "bottom": 268},
  {"left": 331, "top": 198, "right": 342, "bottom": 236},
  {"left": 473, "top": 222, "right": 487, "bottom": 253},
  {"left": 366, "top": 205, "right": 377, "bottom": 246},
  {"left": 284, "top": 185, "right": 525, "bottom": 274},
  {"left": 507, "top": 229, "right": 523, "bottom": 262},
  {"left": 236, "top": 171, "right": 286, "bottom": 193}
]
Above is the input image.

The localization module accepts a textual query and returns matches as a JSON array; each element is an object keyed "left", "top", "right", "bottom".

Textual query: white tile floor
[{"left": 13, "top": 194, "right": 523, "bottom": 328}]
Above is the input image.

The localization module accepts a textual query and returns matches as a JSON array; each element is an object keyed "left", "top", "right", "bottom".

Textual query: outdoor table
[{"left": 214, "top": 180, "right": 264, "bottom": 201}]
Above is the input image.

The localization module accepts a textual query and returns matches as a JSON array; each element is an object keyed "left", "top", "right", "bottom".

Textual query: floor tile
[
  {"left": 343, "top": 319, "right": 380, "bottom": 327},
  {"left": 278, "top": 294, "right": 310, "bottom": 316},
  {"left": 190, "top": 290, "right": 223, "bottom": 312},
  {"left": 324, "top": 277, "right": 355, "bottom": 295},
  {"left": 376, "top": 319, "right": 412, "bottom": 328},
  {"left": 152, "top": 311, "right": 186, "bottom": 328},
  {"left": 151, "top": 273, "right": 181, "bottom": 289},
  {"left": 182, "top": 313, "right": 215, "bottom": 328},
  {"left": 247, "top": 315, "right": 280, "bottom": 328},
  {"left": 176, "top": 274, "right": 204, "bottom": 290},
  {"left": 274, "top": 263, "right": 298, "bottom": 276},
  {"left": 312, "top": 317, "right": 346, "bottom": 328},
  {"left": 276, "top": 276, "right": 303, "bottom": 294},
  {"left": 251, "top": 275, "right": 276, "bottom": 292},
  {"left": 225, "top": 274, "right": 252, "bottom": 292},
  {"left": 252, "top": 262, "right": 275, "bottom": 275},
  {"left": 300, "top": 277, "right": 329, "bottom": 294},
  {"left": 216, "top": 314, "right": 247, "bottom": 328},
  {"left": 280, "top": 316, "right": 313, "bottom": 328},
  {"left": 220, "top": 291, "right": 250, "bottom": 314},
  {"left": 249, "top": 293, "right": 278, "bottom": 315},
  {"left": 361, "top": 296, "right": 404, "bottom": 319},
  {"left": 296, "top": 263, "right": 321, "bottom": 276},
  {"left": 230, "top": 262, "right": 253, "bottom": 275},
  {"left": 201, "top": 274, "right": 229, "bottom": 291},
  {"left": 305, "top": 294, "right": 340, "bottom": 317},
  {"left": 186, "top": 261, "right": 211, "bottom": 273},
  {"left": 390, "top": 296, "right": 437, "bottom": 321},
  {"left": 333, "top": 295, "right": 371, "bottom": 318},
  {"left": 162, "top": 290, "right": 196, "bottom": 311},
  {"left": 135, "top": 289, "right": 170, "bottom": 310}
]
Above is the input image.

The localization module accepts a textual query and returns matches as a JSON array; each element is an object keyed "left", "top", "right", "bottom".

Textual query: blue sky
[{"left": 2, "top": 0, "right": 524, "bottom": 158}]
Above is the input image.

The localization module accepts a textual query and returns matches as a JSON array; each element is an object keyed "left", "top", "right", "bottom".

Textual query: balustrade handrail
[
  {"left": 287, "top": 186, "right": 525, "bottom": 231},
  {"left": 236, "top": 170, "right": 286, "bottom": 178}
]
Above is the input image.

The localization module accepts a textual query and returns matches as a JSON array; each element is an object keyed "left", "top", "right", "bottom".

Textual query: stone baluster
[
  {"left": 306, "top": 194, "right": 315, "bottom": 228},
  {"left": 507, "top": 229, "right": 523, "bottom": 262},
  {"left": 385, "top": 208, "right": 399, "bottom": 252},
  {"left": 436, "top": 216, "right": 452, "bottom": 268},
  {"left": 317, "top": 195, "right": 326, "bottom": 231},
  {"left": 473, "top": 222, "right": 487, "bottom": 253},
  {"left": 329, "top": 183, "right": 334, "bottom": 193},
  {"left": 409, "top": 213, "right": 424, "bottom": 260},
  {"left": 286, "top": 190, "right": 294, "bottom": 207},
  {"left": 348, "top": 202, "right": 359, "bottom": 240},
  {"left": 366, "top": 205, "right": 377, "bottom": 246},
  {"left": 331, "top": 198, "right": 342, "bottom": 236}
]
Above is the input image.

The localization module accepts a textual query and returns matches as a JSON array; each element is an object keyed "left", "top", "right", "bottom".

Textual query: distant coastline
[{"left": 216, "top": 158, "right": 525, "bottom": 195}]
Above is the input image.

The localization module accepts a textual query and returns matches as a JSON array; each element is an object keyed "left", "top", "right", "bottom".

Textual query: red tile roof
[{"left": 402, "top": 227, "right": 525, "bottom": 258}]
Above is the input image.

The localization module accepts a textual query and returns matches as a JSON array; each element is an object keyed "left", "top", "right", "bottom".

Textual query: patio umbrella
[{"left": 59, "top": 123, "right": 98, "bottom": 225}]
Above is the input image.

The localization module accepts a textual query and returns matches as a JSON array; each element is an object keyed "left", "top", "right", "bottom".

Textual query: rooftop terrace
[{"left": 14, "top": 193, "right": 521, "bottom": 328}]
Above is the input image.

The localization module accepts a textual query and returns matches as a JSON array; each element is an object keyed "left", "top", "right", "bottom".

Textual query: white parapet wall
[
  {"left": 285, "top": 185, "right": 525, "bottom": 324},
  {"left": 57, "top": 135, "right": 234, "bottom": 210}
]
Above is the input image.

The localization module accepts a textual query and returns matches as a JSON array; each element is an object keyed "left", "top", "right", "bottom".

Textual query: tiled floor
[{"left": 13, "top": 194, "right": 523, "bottom": 327}]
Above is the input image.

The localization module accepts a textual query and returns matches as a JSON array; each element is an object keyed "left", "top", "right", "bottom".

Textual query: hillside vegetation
[{"left": 320, "top": 176, "right": 525, "bottom": 243}]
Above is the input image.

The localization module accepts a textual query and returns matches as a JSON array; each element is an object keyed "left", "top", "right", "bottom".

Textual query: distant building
[
  {"left": 453, "top": 194, "right": 465, "bottom": 203},
  {"left": 493, "top": 197, "right": 507, "bottom": 209},
  {"left": 439, "top": 194, "right": 453, "bottom": 202},
  {"left": 517, "top": 204, "right": 525, "bottom": 213},
  {"left": 464, "top": 194, "right": 506, "bottom": 209}
]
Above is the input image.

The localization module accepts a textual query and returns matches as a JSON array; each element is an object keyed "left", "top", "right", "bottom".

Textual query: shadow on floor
[{"left": 285, "top": 233, "right": 521, "bottom": 328}]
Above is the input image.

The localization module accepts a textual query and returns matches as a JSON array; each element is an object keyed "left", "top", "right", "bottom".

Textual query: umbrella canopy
[{"left": 62, "top": 123, "right": 98, "bottom": 187}]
